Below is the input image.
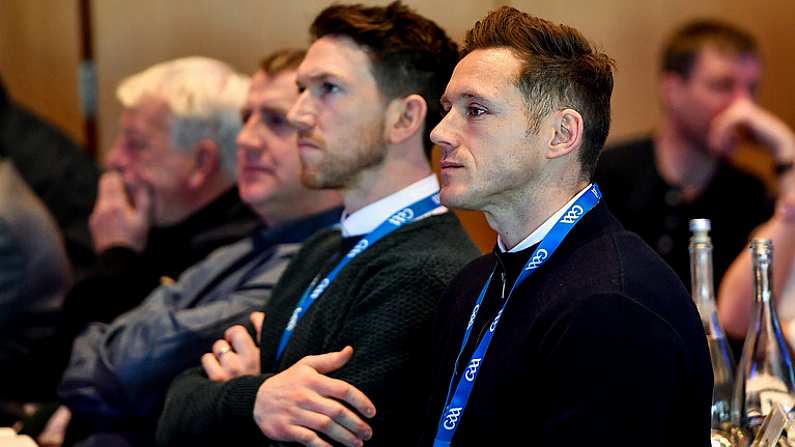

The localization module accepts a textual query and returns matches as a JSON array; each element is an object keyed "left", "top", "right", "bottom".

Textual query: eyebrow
[
  {"left": 441, "top": 91, "right": 489, "bottom": 105},
  {"left": 297, "top": 71, "right": 343, "bottom": 86}
]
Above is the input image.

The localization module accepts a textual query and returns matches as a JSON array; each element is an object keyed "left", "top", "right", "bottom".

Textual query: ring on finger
[{"left": 216, "top": 345, "right": 232, "bottom": 359}]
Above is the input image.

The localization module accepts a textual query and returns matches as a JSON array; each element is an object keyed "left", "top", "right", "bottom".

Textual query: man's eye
[
  {"left": 321, "top": 82, "right": 340, "bottom": 95},
  {"left": 708, "top": 79, "right": 734, "bottom": 93},
  {"left": 126, "top": 141, "right": 145, "bottom": 152},
  {"left": 297, "top": 84, "right": 306, "bottom": 94},
  {"left": 241, "top": 110, "right": 252, "bottom": 124},
  {"left": 467, "top": 106, "right": 486, "bottom": 118},
  {"left": 265, "top": 114, "right": 287, "bottom": 128}
]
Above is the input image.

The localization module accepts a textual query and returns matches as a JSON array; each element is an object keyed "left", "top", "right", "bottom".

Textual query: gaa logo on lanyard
[
  {"left": 466, "top": 304, "right": 480, "bottom": 330},
  {"left": 286, "top": 306, "right": 303, "bottom": 331},
  {"left": 346, "top": 239, "right": 369, "bottom": 258},
  {"left": 525, "top": 248, "right": 548, "bottom": 270},
  {"left": 388, "top": 208, "right": 415, "bottom": 226},
  {"left": 489, "top": 309, "right": 503, "bottom": 332},
  {"left": 443, "top": 407, "right": 463, "bottom": 430},
  {"left": 559, "top": 205, "right": 584, "bottom": 224},
  {"left": 464, "top": 358, "right": 481, "bottom": 382},
  {"left": 309, "top": 278, "right": 331, "bottom": 300}
]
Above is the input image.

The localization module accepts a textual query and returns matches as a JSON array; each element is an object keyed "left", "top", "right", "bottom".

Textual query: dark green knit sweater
[{"left": 157, "top": 212, "right": 479, "bottom": 446}]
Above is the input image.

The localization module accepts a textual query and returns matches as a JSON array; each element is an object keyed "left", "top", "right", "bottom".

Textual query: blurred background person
[
  {"left": 0, "top": 157, "right": 72, "bottom": 426},
  {"left": 718, "top": 182, "right": 795, "bottom": 340},
  {"left": 594, "top": 20, "right": 794, "bottom": 293},
  {"left": 0, "top": 76, "right": 99, "bottom": 275},
  {"left": 1, "top": 56, "right": 259, "bottom": 406}
]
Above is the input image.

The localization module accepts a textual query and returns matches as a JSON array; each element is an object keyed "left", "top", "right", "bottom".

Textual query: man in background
[
  {"left": 594, "top": 20, "right": 795, "bottom": 288},
  {"left": 4, "top": 56, "right": 259, "bottom": 425},
  {"left": 0, "top": 76, "right": 99, "bottom": 275}
]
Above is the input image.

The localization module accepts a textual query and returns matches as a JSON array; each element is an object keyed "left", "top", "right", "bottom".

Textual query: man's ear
[
  {"left": 385, "top": 94, "right": 427, "bottom": 146},
  {"left": 188, "top": 139, "right": 220, "bottom": 190},
  {"left": 545, "top": 108, "right": 584, "bottom": 159}
]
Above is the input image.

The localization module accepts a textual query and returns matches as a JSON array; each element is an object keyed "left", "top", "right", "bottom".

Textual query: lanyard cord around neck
[
  {"left": 433, "top": 184, "right": 601, "bottom": 447},
  {"left": 274, "top": 192, "right": 443, "bottom": 364}
]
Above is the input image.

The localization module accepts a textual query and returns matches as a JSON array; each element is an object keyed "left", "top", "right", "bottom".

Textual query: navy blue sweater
[{"left": 420, "top": 202, "right": 712, "bottom": 446}]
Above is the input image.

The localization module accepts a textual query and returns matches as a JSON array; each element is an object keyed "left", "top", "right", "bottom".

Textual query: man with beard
[
  {"left": 157, "top": 3, "right": 478, "bottom": 447},
  {"left": 594, "top": 20, "right": 795, "bottom": 288}
]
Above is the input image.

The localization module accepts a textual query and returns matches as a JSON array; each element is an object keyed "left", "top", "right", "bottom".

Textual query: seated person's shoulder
[
  {"left": 595, "top": 135, "right": 655, "bottom": 171},
  {"left": 565, "top": 228, "right": 699, "bottom": 338}
]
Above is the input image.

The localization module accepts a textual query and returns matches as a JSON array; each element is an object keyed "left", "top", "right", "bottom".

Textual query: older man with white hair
[
  {"left": 54, "top": 57, "right": 260, "bottom": 363},
  {"left": 6, "top": 56, "right": 259, "bottom": 435}
]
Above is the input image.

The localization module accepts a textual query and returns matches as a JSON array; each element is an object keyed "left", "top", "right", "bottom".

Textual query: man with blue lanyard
[
  {"left": 157, "top": 3, "right": 479, "bottom": 447},
  {"left": 420, "top": 7, "right": 713, "bottom": 447}
]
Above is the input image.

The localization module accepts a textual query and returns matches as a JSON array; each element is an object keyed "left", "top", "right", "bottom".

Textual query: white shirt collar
[
  {"left": 340, "top": 174, "right": 446, "bottom": 237},
  {"left": 498, "top": 184, "right": 593, "bottom": 253}
]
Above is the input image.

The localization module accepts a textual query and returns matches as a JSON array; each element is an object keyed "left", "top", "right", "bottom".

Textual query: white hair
[{"left": 116, "top": 56, "right": 250, "bottom": 177}]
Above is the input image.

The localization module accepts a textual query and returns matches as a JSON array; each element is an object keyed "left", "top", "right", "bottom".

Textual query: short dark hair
[
  {"left": 462, "top": 6, "right": 615, "bottom": 181},
  {"left": 662, "top": 19, "right": 758, "bottom": 78},
  {"left": 310, "top": 1, "right": 458, "bottom": 158},
  {"left": 260, "top": 48, "right": 306, "bottom": 77}
]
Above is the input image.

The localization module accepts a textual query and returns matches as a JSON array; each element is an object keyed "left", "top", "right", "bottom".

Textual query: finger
[
  {"left": 299, "top": 394, "right": 372, "bottom": 441},
  {"left": 131, "top": 182, "right": 153, "bottom": 223},
  {"left": 312, "top": 375, "right": 376, "bottom": 419},
  {"left": 99, "top": 171, "right": 129, "bottom": 203},
  {"left": 250, "top": 311, "right": 265, "bottom": 344},
  {"left": 213, "top": 339, "right": 232, "bottom": 357},
  {"left": 285, "top": 424, "right": 334, "bottom": 447},
  {"left": 293, "top": 410, "right": 365, "bottom": 447},
  {"left": 225, "top": 325, "right": 258, "bottom": 360},
  {"left": 301, "top": 346, "right": 354, "bottom": 374},
  {"left": 201, "top": 352, "right": 229, "bottom": 381},
  {"left": 708, "top": 116, "right": 733, "bottom": 153}
]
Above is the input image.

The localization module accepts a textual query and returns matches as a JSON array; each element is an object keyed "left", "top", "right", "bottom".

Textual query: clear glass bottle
[
  {"left": 732, "top": 238, "right": 795, "bottom": 436},
  {"left": 689, "top": 219, "right": 735, "bottom": 431}
]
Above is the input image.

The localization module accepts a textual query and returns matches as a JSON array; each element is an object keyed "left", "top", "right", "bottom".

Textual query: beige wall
[{"left": 4, "top": 0, "right": 795, "bottom": 250}]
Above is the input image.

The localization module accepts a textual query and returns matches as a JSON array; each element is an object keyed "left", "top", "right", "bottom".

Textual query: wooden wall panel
[
  {"left": 6, "top": 0, "right": 792, "bottom": 251},
  {"left": 0, "top": 0, "right": 83, "bottom": 144}
]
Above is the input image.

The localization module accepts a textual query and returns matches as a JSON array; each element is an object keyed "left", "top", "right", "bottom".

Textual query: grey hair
[{"left": 116, "top": 56, "right": 250, "bottom": 177}]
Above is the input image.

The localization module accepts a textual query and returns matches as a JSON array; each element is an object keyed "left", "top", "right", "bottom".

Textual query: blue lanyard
[
  {"left": 433, "top": 184, "right": 601, "bottom": 446},
  {"left": 275, "top": 192, "right": 443, "bottom": 364}
]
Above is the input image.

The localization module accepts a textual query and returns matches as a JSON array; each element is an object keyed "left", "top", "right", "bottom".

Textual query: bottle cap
[{"left": 689, "top": 218, "right": 711, "bottom": 233}]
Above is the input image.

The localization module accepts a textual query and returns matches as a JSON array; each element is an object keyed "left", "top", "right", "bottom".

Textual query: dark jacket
[
  {"left": 594, "top": 135, "right": 772, "bottom": 287},
  {"left": 420, "top": 202, "right": 713, "bottom": 446},
  {"left": 157, "top": 212, "right": 480, "bottom": 447},
  {"left": 0, "top": 80, "right": 100, "bottom": 273},
  {"left": 0, "top": 159, "right": 72, "bottom": 401}
]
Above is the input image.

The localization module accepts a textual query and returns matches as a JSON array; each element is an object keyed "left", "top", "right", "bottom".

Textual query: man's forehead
[
  {"left": 122, "top": 96, "right": 172, "bottom": 133},
  {"left": 248, "top": 70, "right": 297, "bottom": 110},
  {"left": 297, "top": 35, "right": 373, "bottom": 83},
  {"left": 692, "top": 45, "right": 762, "bottom": 79},
  {"left": 444, "top": 48, "right": 522, "bottom": 101}
]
